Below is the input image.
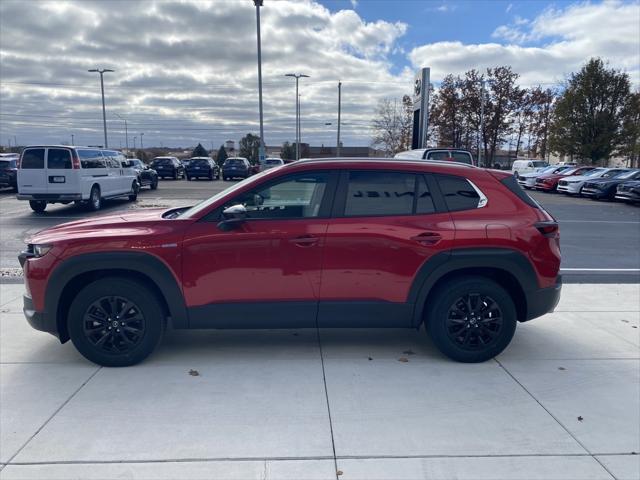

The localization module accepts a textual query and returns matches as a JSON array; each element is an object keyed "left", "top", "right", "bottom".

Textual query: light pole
[
  {"left": 337, "top": 81, "right": 342, "bottom": 156},
  {"left": 114, "top": 113, "right": 128, "bottom": 152},
  {"left": 71, "top": 133, "right": 75, "bottom": 145},
  {"left": 284, "top": 73, "right": 309, "bottom": 160},
  {"left": 88, "top": 68, "right": 114, "bottom": 148},
  {"left": 133, "top": 136, "right": 137, "bottom": 150},
  {"left": 140, "top": 133, "right": 144, "bottom": 150},
  {"left": 254, "top": 0, "right": 265, "bottom": 164}
]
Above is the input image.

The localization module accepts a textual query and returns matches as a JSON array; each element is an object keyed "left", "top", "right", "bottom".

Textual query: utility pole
[
  {"left": 140, "top": 132, "right": 144, "bottom": 150},
  {"left": 88, "top": 68, "right": 114, "bottom": 148},
  {"left": 133, "top": 136, "right": 137, "bottom": 150},
  {"left": 115, "top": 113, "right": 128, "bottom": 151},
  {"left": 254, "top": 0, "right": 265, "bottom": 164},
  {"left": 284, "top": 73, "right": 309, "bottom": 160},
  {"left": 337, "top": 81, "right": 342, "bottom": 156},
  {"left": 71, "top": 134, "right": 75, "bottom": 145}
]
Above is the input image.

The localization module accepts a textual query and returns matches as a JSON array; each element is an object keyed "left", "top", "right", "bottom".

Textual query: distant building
[{"left": 265, "top": 144, "right": 384, "bottom": 160}]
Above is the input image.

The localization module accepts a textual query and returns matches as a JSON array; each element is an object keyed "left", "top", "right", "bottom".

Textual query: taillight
[
  {"left": 535, "top": 221, "right": 559, "bottom": 238},
  {"left": 71, "top": 150, "right": 80, "bottom": 169}
]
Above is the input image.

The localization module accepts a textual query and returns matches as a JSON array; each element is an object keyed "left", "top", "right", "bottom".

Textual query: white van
[
  {"left": 511, "top": 159, "right": 548, "bottom": 177},
  {"left": 17, "top": 146, "right": 139, "bottom": 212}
]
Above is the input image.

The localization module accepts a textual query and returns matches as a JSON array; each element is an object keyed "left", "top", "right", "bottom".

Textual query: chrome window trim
[{"left": 467, "top": 179, "right": 488, "bottom": 208}]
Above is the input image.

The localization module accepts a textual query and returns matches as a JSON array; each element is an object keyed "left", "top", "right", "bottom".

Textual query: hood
[{"left": 29, "top": 208, "right": 169, "bottom": 245}]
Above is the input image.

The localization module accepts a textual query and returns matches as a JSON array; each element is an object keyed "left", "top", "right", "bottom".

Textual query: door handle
[
  {"left": 410, "top": 232, "right": 442, "bottom": 245},
  {"left": 289, "top": 235, "right": 319, "bottom": 247}
]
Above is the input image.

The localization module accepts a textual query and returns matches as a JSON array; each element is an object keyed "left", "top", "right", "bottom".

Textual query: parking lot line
[{"left": 561, "top": 268, "right": 640, "bottom": 272}]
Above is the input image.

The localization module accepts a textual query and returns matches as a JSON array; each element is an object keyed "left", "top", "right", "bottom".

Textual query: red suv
[
  {"left": 534, "top": 166, "right": 594, "bottom": 192},
  {"left": 20, "top": 159, "right": 561, "bottom": 366}
]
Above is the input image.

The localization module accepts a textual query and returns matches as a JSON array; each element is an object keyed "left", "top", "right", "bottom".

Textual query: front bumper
[
  {"left": 557, "top": 183, "right": 580, "bottom": 194},
  {"left": 535, "top": 182, "right": 556, "bottom": 191},
  {"left": 524, "top": 276, "right": 562, "bottom": 321},
  {"left": 23, "top": 294, "right": 59, "bottom": 338},
  {"left": 615, "top": 192, "right": 640, "bottom": 202}
]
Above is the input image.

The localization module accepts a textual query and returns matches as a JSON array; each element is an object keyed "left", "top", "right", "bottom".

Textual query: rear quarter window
[
  {"left": 78, "top": 150, "right": 106, "bottom": 169},
  {"left": 21, "top": 149, "right": 45, "bottom": 169},
  {"left": 436, "top": 175, "right": 481, "bottom": 211}
]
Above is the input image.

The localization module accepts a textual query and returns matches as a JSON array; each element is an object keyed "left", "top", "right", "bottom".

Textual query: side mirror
[{"left": 218, "top": 204, "right": 247, "bottom": 231}]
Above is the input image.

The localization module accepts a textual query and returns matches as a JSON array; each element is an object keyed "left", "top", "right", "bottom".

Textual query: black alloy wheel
[{"left": 445, "top": 293, "right": 503, "bottom": 351}]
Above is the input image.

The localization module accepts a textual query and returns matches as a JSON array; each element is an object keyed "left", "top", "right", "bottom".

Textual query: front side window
[
  {"left": 437, "top": 175, "right": 482, "bottom": 211},
  {"left": 21, "top": 149, "right": 45, "bottom": 169},
  {"left": 224, "top": 172, "right": 329, "bottom": 220},
  {"left": 344, "top": 171, "right": 415, "bottom": 217}
]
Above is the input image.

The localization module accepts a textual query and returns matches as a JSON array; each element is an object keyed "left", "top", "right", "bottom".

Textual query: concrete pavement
[{"left": 0, "top": 283, "right": 638, "bottom": 480}]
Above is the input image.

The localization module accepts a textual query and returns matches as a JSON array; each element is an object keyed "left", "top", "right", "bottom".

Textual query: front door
[
  {"left": 318, "top": 170, "right": 455, "bottom": 327},
  {"left": 182, "top": 170, "right": 335, "bottom": 328}
]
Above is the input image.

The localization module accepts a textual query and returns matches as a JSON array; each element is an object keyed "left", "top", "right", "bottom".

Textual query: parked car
[
  {"left": 557, "top": 168, "right": 630, "bottom": 195},
  {"left": 151, "top": 157, "right": 185, "bottom": 180},
  {"left": 535, "top": 166, "right": 595, "bottom": 192},
  {"left": 394, "top": 148, "right": 475, "bottom": 166},
  {"left": 186, "top": 157, "right": 220, "bottom": 181},
  {"left": 517, "top": 165, "right": 572, "bottom": 189},
  {"left": 511, "top": 159, "right": 548, "bottom": 177},
  {"left": 127, "top": 159, "right": 158, "bottom": 190},
  {"left": 19, "top": 158, "right": 561, "bottom": 366},
  {"left": 615, "top": 179, "right": 640, "bottom": 204},
  {"left": 260, "top": 158, "right": 284, "bottom": 172},
  {"left": 0, "top": 153, "right": 19, "bottom": 191},
  {"left": 581, "top": 170, "right": 640, "bottom": 200},
  {"left": 222, "top": 157, "right": 251, "bottom": 180},
  {"left": 181, "top": 159, "right": 191, "bottom": 169},
  {"left": 16, "top": 146, "right": 139, "bottom": 213}
]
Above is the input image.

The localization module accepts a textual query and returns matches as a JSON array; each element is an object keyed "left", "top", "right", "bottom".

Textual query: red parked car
[
  {"left": 534, "top": 166, "right": 594, "bottom": 192},
  {"left": 20, "top": 159, "right": 561, "bottom": 366}
]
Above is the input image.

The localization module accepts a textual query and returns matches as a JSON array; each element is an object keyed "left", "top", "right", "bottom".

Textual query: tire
[
  {"left": 88, "top": 185, "right": 102, "bottom": 211},
  {"left": 186, "top": 175, "right": 191, "bottom": 181},
  {"left": 173, "top": 171, "right": 178, "bottom": 180},
  {"left": 150, "top": 178, "right": 158, "bottom": 190},
  {"left": 67, "top": 277, "right": 165, "bottom": 367},
  {"left": 128, "top": 181, "right": 139, "bottom": 201},
  {"left": 29, "top": 200, "right": 47, "bottom": 213},
  {"left": 426, "top": 276, "right": 517, "bottom": 363},
  {"left": 208, "top": 173, "right": 213, "bottom": 180}
]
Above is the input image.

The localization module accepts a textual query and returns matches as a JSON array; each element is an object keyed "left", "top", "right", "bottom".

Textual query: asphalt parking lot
[{"left": 1, "top": 179, "right": 638, "bottom": 282}]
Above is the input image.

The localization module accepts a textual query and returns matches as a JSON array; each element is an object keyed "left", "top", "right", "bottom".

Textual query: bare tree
[{"left": 371, "top": 98, "right": 407, "bottom": 155}]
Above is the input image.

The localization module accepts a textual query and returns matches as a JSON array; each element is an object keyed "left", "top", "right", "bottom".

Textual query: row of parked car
[
  {"left": 515, "top": 164, "right": 640, "bottom": 203},
  {"left": 150, "top": 156, "right": 285, "bottom": 181}
]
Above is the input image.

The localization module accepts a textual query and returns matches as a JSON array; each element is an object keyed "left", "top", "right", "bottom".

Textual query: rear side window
[
  {"left": 78, "top": 150, "right": 105, "bottom": 169},
  {"left": 437, "top": 175, "right": 481, "bottom": 211},
  {"left": 21, "top": 149, "right": 45, "bottom": 169},
  {"left": 451, "top": 152, "right": 473, "bottom": 165},
  {"left": 344, "top": 171, "right": 415, "bottom": 217},
  {"left": 416, "top": 175, "right": 436, "bottom": 214},
  {"left": 426, "top": 151, "right": 450, "bottom": 161},
  {"left": 500, "top": 175, "right": 539, "bottom": 209},
  {"left": 47, "top": 149, "right": 72, "bottom": 169}
]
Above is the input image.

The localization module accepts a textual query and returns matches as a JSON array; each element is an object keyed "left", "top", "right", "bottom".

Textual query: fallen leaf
[
  {"left": 368, "top": 357, "right": 373, "bottom": 361},
  {"left": 558, "top": 367, "right": 566, "bottom": 371},
  {"left": 189, "top": 369, "right": 200, "bottom": 377},
  {"left": 398, "top": 357, "right": 409, "bottom": 363},
  {"left": 621, "top": 319, "right": 629, "bottom": 323},
  {"left": 577, "top": 416, "right": 584, "bottom": 422},
  {"left": 336, "top": 471, "right": 343, "bottom": 476},
  {"left": 402, "top": 350, "right": 415, "bottom": 355}
]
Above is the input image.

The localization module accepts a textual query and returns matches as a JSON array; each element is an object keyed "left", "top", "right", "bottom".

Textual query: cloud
[
  {"left": 411, "top": 0, "right": 640, "bottom": 86},
  {"left": 506, "top": 3, "right": 513, "bottom": 13},
  {"left": 0, "top": 0, "right": 408, "bottom": 147},
  {"left": 350, "top": 0, "right": 358, "bottom": 9}
]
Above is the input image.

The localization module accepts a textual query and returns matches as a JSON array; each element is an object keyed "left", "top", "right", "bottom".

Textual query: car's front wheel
[
  {"left": 67, "top": 278, "right": 165, "bottom": 367},
  {"left": 426, "top": 276, "right": 517, "bottom": 363}
]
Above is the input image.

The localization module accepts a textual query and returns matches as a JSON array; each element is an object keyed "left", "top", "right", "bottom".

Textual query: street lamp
[
  {"left": 254, "top": 0, "right": 265, "bottom": 164},
  {"left": 88, "top": 68, "right": 114, "bottom": 148},
  {"left": 140, "top": 133, "right": 144, "bottom": 150},
  {"left": 114, "top": 113, "right": 128, "bottom": 151},
  {"left": 284, "top": 73, "right": 309, "bottom": 160},
  {"left": 133, "top": 136, "right": 137, "bottom": 150}
]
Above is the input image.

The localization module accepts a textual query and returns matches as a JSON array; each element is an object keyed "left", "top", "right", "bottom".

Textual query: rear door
[
  {"left": 45, "top": 147, "right": 77, "bottom": 196},
  {"left": 17, "top": 148, "right": 46, "bottom": 194},
  {"left": 318, "top": 169, "right": 455, "bottom": 327}
]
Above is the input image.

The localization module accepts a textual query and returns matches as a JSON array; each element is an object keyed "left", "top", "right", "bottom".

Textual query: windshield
[
  {"left": 583, "top": 168, "right": 606, "bottom": 177},
  {"left": 532, "top": 161, "right": 547, "bottom": 167},
  {"left": 179, "top": 169, "right": 272, "bottom": 218},
  {"left": 616, "top": 170, "right": 639, "bottom": 179},
  {"left": 224, "top": 159, "right": 246, "bottom": 166},
  {"left": 153, "top": 158, "right": 173, "bottom": 165},
  {"left": 561, "top": 168, "right": 579, "bottom": 175}
]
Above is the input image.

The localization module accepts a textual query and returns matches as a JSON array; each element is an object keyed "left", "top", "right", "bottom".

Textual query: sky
[{"left": 0, "top": 0, "right": 638, "bottom": 149}]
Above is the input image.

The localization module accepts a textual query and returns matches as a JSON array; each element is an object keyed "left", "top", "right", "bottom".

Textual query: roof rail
[{"left": 294, "top": 157, "right": 477, "bottom": 169}]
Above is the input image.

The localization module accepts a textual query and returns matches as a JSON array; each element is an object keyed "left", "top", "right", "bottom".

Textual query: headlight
[{"left": 31, "top": 244, "right": 53, "bottom": 258}]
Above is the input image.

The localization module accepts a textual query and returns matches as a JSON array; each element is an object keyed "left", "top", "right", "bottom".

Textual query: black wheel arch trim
[
  {"left": 45, "top": 251, "right": 188, "bottom": 341},
  {"left": 408, "top": 247, "right": 542, "bottom": 326}
]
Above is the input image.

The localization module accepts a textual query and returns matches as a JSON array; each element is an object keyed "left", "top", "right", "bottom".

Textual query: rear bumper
[
  {"left": 524, "top": 276, "right": 562, "bottom": 322},
  {"left": 557, "top": 184, "right": 579, "bottom": 194},
  {"left": 16, "top": 193, "right": 82, "bottom": 201},
  {"left": 23, "top": 294, "right": 59, "bottom": 339}
]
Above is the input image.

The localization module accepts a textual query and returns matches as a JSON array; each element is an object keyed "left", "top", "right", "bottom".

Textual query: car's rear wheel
[
  {"left": 67, "top": 278, "right": 165, "bottom": 367},
  {"left": 29, "top": 200, "right": 47, "bottom": 213},
  {"left": 150, "top": 178, "right": 158, "bottom": 190},
  {"left": 426, "top": 276, "right": 517, "bottom": 363},
  {"left": 88, "top": 186, "right": 101, "bottom": 211}
]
